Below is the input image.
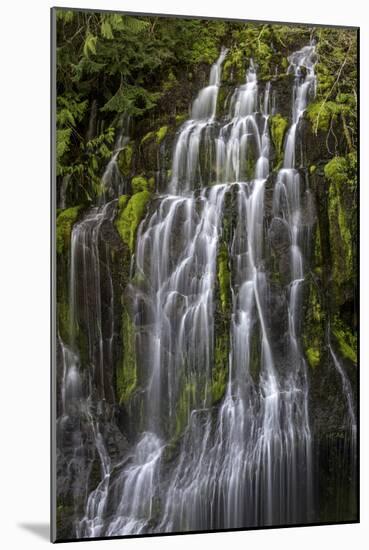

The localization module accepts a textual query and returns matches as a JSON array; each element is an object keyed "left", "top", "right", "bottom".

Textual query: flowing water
[{"left": 56, "top": 45, "right": 356, "bottom": 537}]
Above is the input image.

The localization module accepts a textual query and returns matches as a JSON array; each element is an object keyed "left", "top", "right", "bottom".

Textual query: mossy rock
[
  {"left": 117, "top": 143, "right": 133, "bottom": 177},
  {"left": 324, "top": 153, "right": 357, "bottom": 186},
  {"left": 117, "top": 307, "right": 137, "bottom": 404},
  {"left": 156, "top": 126, "right": 168, "bottom": 144},
  {"left": 306, "top": 345, "right": 321, "bottom": 369},
  {"left": 270, "top": 114, "right": 289, "bottom": 164},
  {"left": 302, "top": 278, "right": 325, "bottom": 369},
  {"left": 175, "top": 113, "right": 187, "bottom": 126},
  {"left": 140, "top": 131, "right": 155, "bottom": 146},
  {"left": 325, "top": 154, "right": 356, "bottom": 296},
  {"left": 332, "top": 319, "right": 357, "bottom": 364},
  {"left": 56, "top": 206, "right": 83, "bottom": 255},
  {"left": 306, "top": 100, "right": 340, "bottom": 133},
  {"left": 115, "top": 191, "right": 152, "bottom": 252},
  {"left": 131, "top": 175, "right": 155, "bottom": 194}
]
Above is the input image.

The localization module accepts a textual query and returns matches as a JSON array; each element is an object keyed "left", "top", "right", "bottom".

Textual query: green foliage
[
  {"left": 101, "top": 85, "right": 161, "bottom": 115},
  {"left": 83, "top": 33, "right": 97, "bottom": 57},
  {"left": 222, "top": 23, "right": 311, "bottom": 81},
  {"left": 56, "top": 129, "right": 72, "bottom": 174},
  {"left": 55, "top": 9, "right": 357, "bottom": 201},
  {"left": 307, "top": 28, "right": 357, "bottom": 149},
  {"left": 101, "top": 20, "right": 114, "bottom": 40},
  {"left": 115, "top": 191, "right": 152, "bottom": 252},
  {"left": 332, "top": 319, "right": 357, "bottom": 364},
  {"left": 56, "top": 206, "right": 82, "bottom": 255}
]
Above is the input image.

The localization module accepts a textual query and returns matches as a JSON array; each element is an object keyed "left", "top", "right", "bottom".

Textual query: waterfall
[
  {"left": 170, "top": 48, "right": 227, "bottom": 193},
  {"left": 101, "top": 115, "right": 131, "bottom": 202},
  {"left": 56, "top": 43, "right": 356, "bottom": 538},
  {"left": 57, "top": 152, "right": 125, "bottom": 535}
]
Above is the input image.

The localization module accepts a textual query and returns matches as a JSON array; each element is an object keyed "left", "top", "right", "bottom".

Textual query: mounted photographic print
[{"left": 51, "top": 7, "right": 359, "bottom": 542}]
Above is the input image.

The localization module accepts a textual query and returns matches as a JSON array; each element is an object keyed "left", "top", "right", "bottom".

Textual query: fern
[
  {"left": 121, "top": 16, "right": 149, "bottom": 34},
  {"left": 101, "top": 85, "right": 161, "bottom": 115},
  {"left": 101, "top": 20, "right": 113, "bottom": 40},
  {"left": 83, "top": 33, "right": 97, "bottom": 57}
]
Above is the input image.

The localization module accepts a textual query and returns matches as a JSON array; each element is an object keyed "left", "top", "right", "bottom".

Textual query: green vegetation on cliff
[
  {"left": 56, "top": 206, "right": 82, "bottom": 255},
  {"left": 117, "top": 307, "right": 137, "bottom": 404},
  {"left": 115, "top": 190, "right": 152, "bottom": 252},
  {"left": 325, "top": 153, "right": 356, "bottom": 295},
  {"left": 56, "top": 9, "right": 355, "bottom": 205},
  {"left": 270, "top": 114, "right": 288, "bottom": 165}
]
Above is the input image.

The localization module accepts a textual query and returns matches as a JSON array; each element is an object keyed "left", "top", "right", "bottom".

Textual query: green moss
[
  {"left": 217, "top": 243, "right": 230, "bottom": 313},
  {"left": 324, "top": 156, "right": 348, "bottom": 184},
  {"left": 117, "top": 307, "right": 137, "bottom": 404},
  {"left": 140, "top": 131, "right": 155, "bottom": 146},
  {"left": 332, "top": 321, "right": 357, "bottom": 364},
  {"left": 175, "top": 114, "right": 187, "bottom": 126},
  {"left": 306, "top": 100, "right": 341, "bottom": 132},
  {"left": 115, "top": 191, "right": 152, "bottom": 252},
  {"left": 310, "top": 164, "right": 317, "bottom": 174},
  {"left": 156, "top": 125, "right": 168, "bottom": 144},
  {"left": 56, "top": 206, "right": 82, "bottom": 255},
  {"left": 131, "top": 175, "right": 155, "bottom": 194},
  {"left": 117, "top": 143, "right": 133, "bottom": 176},
  {"left": 306, "top": 346, "right": 321, "bottom": 369},
  {"left": 270, "top": 114, "right": 288, "bottom": 164},
  {"left": 303, "top": 280, "right": 324, "bottom": 369},
  {"left": 118, "top": 194, "right": 129, "bottom": 210},
  {"left": 325, "top": 155, "right": 356, "bottom": 291}
]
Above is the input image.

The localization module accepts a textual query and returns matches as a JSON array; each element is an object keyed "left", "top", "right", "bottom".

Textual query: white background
[{"left": 0, "top": 0, "right": 367, "bottom": 548}]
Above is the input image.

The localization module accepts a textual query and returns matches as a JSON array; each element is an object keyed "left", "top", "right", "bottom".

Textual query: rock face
[{"left": 55, "top": 24, "right": 358, "bottom": 539}]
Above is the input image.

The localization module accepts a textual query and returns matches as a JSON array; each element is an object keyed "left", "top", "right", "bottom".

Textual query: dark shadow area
[{"left": 18, "top": 523, "right": 49, "bottom": 541}]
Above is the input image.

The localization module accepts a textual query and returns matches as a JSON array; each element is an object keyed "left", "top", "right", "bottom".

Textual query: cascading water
[
  {"left": 101, "top": 115, "right": 131, "bottom": 202},
  {"left": 57, "top": 44, "right": 357, "bottom": 538},
  {"left": 57, "top": 154, "right": 126, "bottom": 535}
]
